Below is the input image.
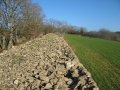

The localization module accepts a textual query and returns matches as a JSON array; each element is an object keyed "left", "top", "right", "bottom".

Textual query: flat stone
[
  {"left": 72, "top": 73, "right": 79, "bottom": 77},
  {"left": 67, "top": 80, "right": 72, "bottom": 85},
  {"left": 57, "top": 71, "right": 64, "bottom": 75},
  {"left": 44, "top": 83, "right": 52, "bottom": 89},
  {"left": 40, "top": 76, "right": 49, "bottom": 82},
  {"left": 39, "top": 70, "right": 48, "bottom": 76}
]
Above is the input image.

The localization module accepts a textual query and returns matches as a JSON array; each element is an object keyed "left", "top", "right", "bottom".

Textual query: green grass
[{"left": 64, "top": 34, "right": 120, "bottom": 90}]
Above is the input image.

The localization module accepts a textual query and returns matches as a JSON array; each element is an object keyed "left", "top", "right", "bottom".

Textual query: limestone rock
[
  {"left": 28, "top": 77, "right": 34, "bottom": 83},
  {"left": 0, "top": 74, "right": 3, "bottom": 78},
  {"left": 0, "top": 33, "right": 99, "bottom": 90},
  {"left": 40, "top": 76, "right": 49, "bottom": 82},
  {"left": 14, "top": 79, "right": 19, "bottom": 85},
  {"left": 44, "top": 83, "right": 52, "bottom": 89}
]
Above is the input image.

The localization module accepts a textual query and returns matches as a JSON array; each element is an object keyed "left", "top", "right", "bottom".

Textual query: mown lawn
[{"left": 64, "top": 34, "right": 120, "bottom": 90}]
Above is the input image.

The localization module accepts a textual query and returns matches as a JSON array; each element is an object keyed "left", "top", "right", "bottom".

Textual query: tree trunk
[
  {"left": 16, "top": 29, "right": 19, "bottom": 43},
  {"left": 2, "top": 36, "right": 6, "bottom": 49},
  {"left": 8, "top": 27, "right": 13, "bottom": 49},
  {"left": 8, "top": 16, "right": 14, "bottom": 49}
]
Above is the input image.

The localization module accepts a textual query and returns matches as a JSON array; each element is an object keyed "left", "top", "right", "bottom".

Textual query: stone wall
[{"left": 0, "top": 33, "right": 99, "bottom": 90}]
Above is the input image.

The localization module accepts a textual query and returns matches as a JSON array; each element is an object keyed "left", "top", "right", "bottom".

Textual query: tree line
[
  {"left": 66, "top": 27, "right": 120, "bottom": 41},
  {"left": 0, "top": 0, "right": 120, "bottom": 52},
  {"left": 0, "top": 0, "right": 45, "bottom": 50},
  {"left": 0, "top": 0, "right": 70, "bottom": 51}
]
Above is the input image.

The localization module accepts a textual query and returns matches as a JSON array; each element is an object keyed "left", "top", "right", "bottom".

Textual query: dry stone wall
[{"left": 0, "top": 33, "right": 99, "bottom": 90}]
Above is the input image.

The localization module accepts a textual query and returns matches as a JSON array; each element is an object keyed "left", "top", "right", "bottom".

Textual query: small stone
[
  {"left": 57, "top": 71, "right": 64, "bottom": 75},
  {"left": 29, "top": 78, "right": 34, "bottom": 83},
  {"left": 19, "top": 87, "right": 24, "bottom": 90},
  {"left": 78, "top": 75, "right": 87, "bottom": 81},
  {"left": 74, "top": 69, "right": 78, "bottom": 74},
  {"left": 18, "top": 84, "right": 25, "bottom": 90},
  {"left": 56, "top": 50, "right": 62, "bottom": 56},
  {"left": 33, "top": 63, "right": 38, "bottom": 67},
  {"left": 86, "top": 72, "right": 91, "bottom": 78},
  {"left": 40, "top": 76, "right": 49, "bottom": 82},
  {"left": 14, "top": 79, "right": 19, "bottom": 85},
  {"left": 67, "top": 80, "right": 72, "bottom": 85},
  {"left": 24, "top": 82, "right": 29, "bottom": 87},
  {"left": 20, "top": 77, "right": 26, "bottom": 82},
  {"left": 39, "top": 70, "right": 48, "bottom": 76},
  {"left": 0, "top": 74, "right": 3, "bottom": 78},
  {"left": 36, "top": 80, "right": 41, "bottom": 87},
  {"left": 72, "top": 73, "right": 79, "bottom": 77},
  {"left": 63, "top": 77, "right": 69, "bottom": 82},
  {"left": 34, "top": 70, "right": 39, "bottom": 75},
  {"left": 44, "top": 83, "right": 52, "bottom": 89},
  {"left": 35, "top": 74, "right": 39, "bottom": 79},
  {"left": 93, "top": 87, "right": 99, "bottom": 90},
  {"left": 65, "top": 61, "right": 74, "bottom": 69},
  {"left": 52, "top": 78, "right": 58, "bottom": 85},
  {"left": 10, "top": 88, "right": 14, "bottom": 90},
  {"left": 48, "top": 66, "right": 55, "bottom": 72},
  {"left": 32, "top": 80, "right": 41, "bottom": 88}
]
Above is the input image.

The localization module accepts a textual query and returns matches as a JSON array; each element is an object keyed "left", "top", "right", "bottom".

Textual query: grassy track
[{"left": 64, "top": 34, "right": 120, "bottom": 90}]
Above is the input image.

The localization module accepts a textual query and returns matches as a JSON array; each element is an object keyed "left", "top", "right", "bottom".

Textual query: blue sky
[{"left": 32, "top": 0, "right": 120, "bottom": 32}]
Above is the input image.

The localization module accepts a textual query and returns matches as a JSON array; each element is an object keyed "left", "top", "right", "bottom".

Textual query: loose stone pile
[{"left": 0, "top": 33, "right": 99, "bottom": 90}]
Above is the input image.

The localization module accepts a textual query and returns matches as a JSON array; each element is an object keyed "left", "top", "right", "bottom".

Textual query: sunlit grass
[{"left": 64, "top": 34, "right": 120, "bottom": 90}]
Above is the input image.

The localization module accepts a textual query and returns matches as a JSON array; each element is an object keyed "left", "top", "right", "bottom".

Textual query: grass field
[{"left": 64, "top": 34, "right": 120, "bottom": 90}]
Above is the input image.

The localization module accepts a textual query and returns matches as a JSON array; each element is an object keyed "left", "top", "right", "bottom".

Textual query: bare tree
[
  {"left": 21, "top": 1, "right": 45, "bottom": 39},
  {"left": 0, "top": 0, "right": 28, "bottom": 49},
  {"left": 79, "top": 27, "right": 87, "bottom": 36}
]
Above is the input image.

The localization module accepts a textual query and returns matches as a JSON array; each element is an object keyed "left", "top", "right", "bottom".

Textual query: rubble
[{"left": 0, "top": 33, "right": 99, "bottom": 90}]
